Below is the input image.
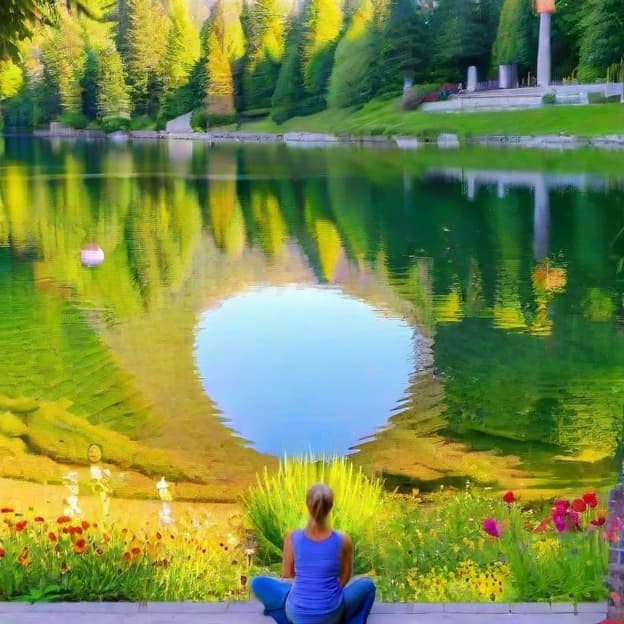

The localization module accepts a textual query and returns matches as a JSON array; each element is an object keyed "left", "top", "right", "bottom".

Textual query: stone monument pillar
[
  {"left": 535, "top": 0, "right": 555, "bottom": 87},
  {"left": 499, "top": 65, "right": 512, "bottom": 89},
  {"left": 466, "top": 66, "right": 477, "bottom": 92}
]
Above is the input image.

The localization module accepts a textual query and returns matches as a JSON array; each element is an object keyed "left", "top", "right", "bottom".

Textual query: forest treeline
[{"left": 0, "top": 0, "right": 623, "bottom": 130}]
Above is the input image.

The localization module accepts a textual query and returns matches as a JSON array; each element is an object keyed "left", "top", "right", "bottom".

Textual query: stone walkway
[{"left": 0, "top": 602, "right": 607, "bottom": 623}]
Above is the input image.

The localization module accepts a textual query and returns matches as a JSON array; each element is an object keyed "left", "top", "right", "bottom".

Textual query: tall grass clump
[{"left": 242, "top": 455, "right": 384, "bottom": 570}]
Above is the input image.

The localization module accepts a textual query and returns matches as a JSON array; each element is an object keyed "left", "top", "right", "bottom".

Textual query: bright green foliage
[
  {"left": 205, "top": 0, "right": 246, "bottom": 115},
  {"left": 242, "top": 0, "right": 288, "bottom": 111},
  {"left": 97, "top": 47, "right": 130, "bottom": 119},
  {"left": 0, "top": 61, "right": 24, "bottom": 100},
  {"left": 243, "top": 455, "right": 384, "bottom": 568},
  {"left": 492, "top": 0, "right": 534, "bottom": 66},
  {"left": 163, "top": 0, "right": 200, "bottom": 92},
  {"left": 578, "top": 0, "right": 624, "bottom": 82},
  {"left": 124, "top": 0, "right": 169, "bottom": 115},
  {"left": 327, "top": 0, "right": 377, "bottom": 108},
  {"left": 0, "top": 0, "right": 55, "bottom": 60},
  {"left": 376, "top": 0, "right": 432, "bottom": 96},
  {"left": 0, "top": 0, "right": 112, "bottom": 60},
  {"left": 40, "top": 10, "right": 87, "bottom": 114},
  {"left": 300, "top": 0, "right": 343, "bottom": 101}
]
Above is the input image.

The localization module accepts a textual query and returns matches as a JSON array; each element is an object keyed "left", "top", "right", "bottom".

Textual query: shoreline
[{"left": 19, "top": 128, "right": 624, "bottom": 150}]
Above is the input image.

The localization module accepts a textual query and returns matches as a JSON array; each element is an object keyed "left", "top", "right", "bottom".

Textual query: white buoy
[{"left": 80, "top": 243, "right": 104, "bottom": 267}]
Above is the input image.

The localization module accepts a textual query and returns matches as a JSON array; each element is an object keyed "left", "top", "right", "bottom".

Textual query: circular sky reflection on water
[{"left": 194, "top": 285, "right": 415, "bottom": 457}]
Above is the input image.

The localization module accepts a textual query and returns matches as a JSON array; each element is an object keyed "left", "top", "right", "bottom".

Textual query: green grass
[{"left": 242, "top": 98, "right": 624, "bottom": 139}]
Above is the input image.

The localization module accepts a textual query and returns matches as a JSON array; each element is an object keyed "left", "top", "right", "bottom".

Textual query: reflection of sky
[{"left": 194, "top": 285, "right": 415, "bottom": 457}]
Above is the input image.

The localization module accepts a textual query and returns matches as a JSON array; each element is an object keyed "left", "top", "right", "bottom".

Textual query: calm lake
[{"left": 1, "top": 136, "right": 624, "bottom": 501}]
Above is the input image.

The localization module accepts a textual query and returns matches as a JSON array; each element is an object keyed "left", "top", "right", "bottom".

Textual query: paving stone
[
  {"left": 443, "top": 602, "right": 511, "bottom": 613},
  {"left": 575, "top": 602, "right": 606, "bottom": 614},
  {"left": 510, "top": 602, "right": 576, "bottom": 613},
  {"left": 410, "top": 603, "right": 445, "bottom": 613}
]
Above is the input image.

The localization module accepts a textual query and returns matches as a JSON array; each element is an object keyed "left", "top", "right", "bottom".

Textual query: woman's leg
[
  {"left": 250, "top": 576, "right": 292, "bottom": 624},
  {"left": 342, "top": 577, "right": 376, "bottom": 624}
]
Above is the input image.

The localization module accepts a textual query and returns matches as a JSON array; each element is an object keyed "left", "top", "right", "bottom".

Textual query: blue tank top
[{"left": 285, "top": 529, "right": 344, "bottom": 624}]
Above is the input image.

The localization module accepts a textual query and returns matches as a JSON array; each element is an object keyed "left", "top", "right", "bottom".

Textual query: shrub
[
  {"left": 542, "top": 91, "right": 556, "bottom": 105},
  {"left": 58, "top": 112, "right": 88, "bottom": 129},
  {"left": 400, "top": 83, "right": 458, "bottom": 111},
  {"left": 190, "top": 109, "right": 209, "bottom": 132},
  {"left": 129, "top": 115, "right": 155, "bottom": 131},
  {"left": 240, "top": 108, "right": 270, "bottom": 121},
  {"left": 242, "top": 456, "right": 384, "bottom": 570},
  {"left": 100, "top": 116, "right": 130, "bottom": 134}
]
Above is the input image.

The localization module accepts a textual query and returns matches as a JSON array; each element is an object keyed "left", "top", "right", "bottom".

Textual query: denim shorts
[{"left": 285, "top": 600, "right": 345, "bottom": 624}]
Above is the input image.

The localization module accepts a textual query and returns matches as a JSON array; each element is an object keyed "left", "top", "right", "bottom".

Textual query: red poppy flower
[
  {"left": 81, "top": 521, "right": 90, "bottom": 531},
  {"left": 591, "top": 516, "right": 607, "bottom": 527},
  {"left": 1, "top": 508, "right": 14, "bottom": 514},
  {"left": 0, "top": 548, "right": 5, "bottom": 558},
  {"left": 131, "top": 547, "right": 141, "bottom": 556},
  {"left": 73, "top": 539, "right": 87, "bottom": 554},
  {"left": 34, "top": 516, "right": 45, "bottom": 523},
  {"left": 57, "top": 515, "right": 72, "bottom": 524},
  {"left": 583, "top": 492, "right": 598, "bottom": 508},
  {"left": 571, "top": 498, "right": 587, "bottom": 513},
  {"left": 17, "top": 547, "right": 31, "bottom": 567},
  {"left": 123, "top": 551, "right": 131, "bottom": 561},
  {"left": 15, "top": 520, "right": 27, "bottom": 532},
  {"left": 502, "top": 491, "right": 516, "bottom": 504},
  {"left": 48, "top": 532, "right": 58, "bottom": 542}
]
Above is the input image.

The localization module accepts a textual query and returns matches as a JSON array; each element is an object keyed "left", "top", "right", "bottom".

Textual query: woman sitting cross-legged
[{"left": 251, "top": 483, "right": 376, "bottom": 624}]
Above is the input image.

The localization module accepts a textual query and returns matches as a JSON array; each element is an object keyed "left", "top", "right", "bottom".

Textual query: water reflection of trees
[{"left": 1, "top": 138, "right": 624, "bottom": 492}]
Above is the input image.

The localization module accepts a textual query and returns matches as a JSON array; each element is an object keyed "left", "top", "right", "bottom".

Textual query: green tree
[
  {"left": 300, "top": 0, "right": 343, "bottom": 105},
  {"left": 81, "top": 47, "right": 100, "bottom": 120},
  {"left": 376, "top": 0, "right": 432, "bottom": 96},
  {"left": 271, "top": 16, "right": 305, "bottom": 122},
  {"left": 124, "top": 0, "right": 169, "bottom": 115},
  {"left": 327, "top": 0, "right": 377, "bottom": 108},
  {"left": 578, "top": 0, "right": 624, "bottom": 82},
  {"left": 492, "top": 0, "right": 534, "bottom": 68},
  {"left": 204, "top": 0, "right": 246, "bottom": 115},
  {"left": 40, "top": 9, "right": 86, "bottom": 114},
  {"left": 97, "top": 47, "right": 130, "bottom": 119},
  {"left": 432, "top": 0, "right": 502, "bottom": 82},
  {"left": 242, "top": 0, "right": 288, "bottom": 111},
  {"left": 163, "top": 0, "right": 200, "bottom": 93}
]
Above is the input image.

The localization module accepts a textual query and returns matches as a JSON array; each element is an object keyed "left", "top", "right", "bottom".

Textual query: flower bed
[{"left": 0, "top": 459, "right": 613, "bottom": 603}]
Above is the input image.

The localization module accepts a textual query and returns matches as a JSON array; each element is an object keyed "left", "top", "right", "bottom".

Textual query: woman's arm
[
  {"left": 281, "top": 531, "right": 295, "bottom": 579},
  {"left": 339, "top": 533, "right": 353, "bottom": 587}
]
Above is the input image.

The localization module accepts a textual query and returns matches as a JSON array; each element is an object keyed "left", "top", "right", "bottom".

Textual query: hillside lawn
[{"left": 239, "top": 98, "right": 624, "bottom": 139}]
